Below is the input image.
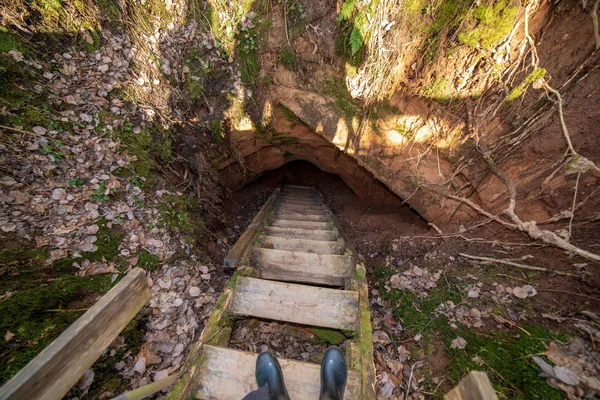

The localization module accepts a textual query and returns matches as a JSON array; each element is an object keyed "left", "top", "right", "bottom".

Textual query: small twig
[
  {"left": 490, "top": 313, "right": 531, "bottom": 336},
  {"left": 537, "top": 289, "right": 600, "bottom": 302},
  {"left": 428, "top": 222, "right": 444, "bottom": 235},
  {"left": 567, "top": 173, "right": 581, "bottom": 240},
  {"left": 283, "top": 0, "right": 291, "bottom": 46},
  {"left": 405, "top": 362, "right": 418, "bottom": 397},
  {"left": 459, "top": 253, "right": 583, "bottom": 277},
  {"left": 496, "top": 273, "right": 529, "bottom": 283},
  {"left": 0, "top": 124, "right": 44, "bottom": 137}
]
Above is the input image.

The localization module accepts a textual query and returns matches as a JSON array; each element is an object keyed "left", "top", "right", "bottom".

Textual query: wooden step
[
  {"left": 276, "top": 206, "right": 328, "bottom": 216},
  {"left": 193, "top": 345, "right": 361, "bottom": 400},
  {"left": 279, "top": 193, "right": 321, "bottom": 200},
  {"left": 269, "top": 219, "right": 333, "bottom": 230},
  {"left": 278, "top": 196, "right": 320, "bottom": 204},
  {"left": 253, "top": 248, "right": 354, "bottom": 286},
  {"left": 259, "top": 236, "right": 344, "bottom": 254},
  {"left": 277, "top": 202, "right": 327, "bottom": 210},
  {"left": 278, "top": 201, "right": 324, "bottom": 209},
  {"left": 285, "top": 185, "right": 316, "bottom": 190},
  {"left": 281, "top": 189, "right": 319, "bottom": 196},
  {"left": 230, "top": 277, "right": 359, "bottom": 330},
  {"left": 263, "top": 226, "right": 339, "bottom": 241},
  {"left": 281, "top": 190, "right": 318, "bottom": 196},
  {"left": 273, "top": 212, "right": 330, "bottom": 222}
]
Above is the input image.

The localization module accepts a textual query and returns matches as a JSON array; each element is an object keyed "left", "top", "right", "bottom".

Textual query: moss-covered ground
[
  {"left": 370, "top": 262, "right": 565, "bottom": 399},
  {"left": 0, "top": 219, "right": 134, "bottom": 386}
]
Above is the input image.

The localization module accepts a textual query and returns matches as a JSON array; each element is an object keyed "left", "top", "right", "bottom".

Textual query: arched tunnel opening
[{"left": 223, "top": 159, "right": 430, "bottom": 259}]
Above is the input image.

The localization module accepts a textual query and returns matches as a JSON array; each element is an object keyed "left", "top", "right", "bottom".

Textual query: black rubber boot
[
  {"left": 255, "top": 351, "right": 290, "bottom": 400},
  {"left": 320, "top": 347, "right": 348, "bottom": 400}
]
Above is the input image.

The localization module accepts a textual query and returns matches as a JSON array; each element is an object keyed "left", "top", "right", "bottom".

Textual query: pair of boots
[{"left": 246, "top": 347, "right": 347, "bottom": 400}]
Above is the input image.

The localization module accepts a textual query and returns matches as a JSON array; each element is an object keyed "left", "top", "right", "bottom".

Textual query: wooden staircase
[
  {"left": 0, "top": 185, "right": 497, "bottom": 400},
  {"left": 168, "top": 185, "right": 376, "bottom": 399}
]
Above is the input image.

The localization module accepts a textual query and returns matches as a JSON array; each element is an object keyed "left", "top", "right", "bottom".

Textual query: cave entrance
[{"left": 230, "top": 160, "right": 429, "bottom": 241}]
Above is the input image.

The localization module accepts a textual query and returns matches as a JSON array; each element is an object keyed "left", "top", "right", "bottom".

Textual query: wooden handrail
[{"left": 0, "top": 267, "right": 151, "bottom": 400}]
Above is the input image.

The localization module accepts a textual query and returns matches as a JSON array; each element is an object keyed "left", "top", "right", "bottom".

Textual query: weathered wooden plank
[
  {"left": 263, "top": 226, "right": 339, "bottom": 241},
  {"left": 194, "top": 345, "right": 361, "bottom": 400},
  {"left": 278, "top": 196, "right": 321, "bottom": 204},
  {"left": 260, "top": 235, "right": 344, "bottom": 254},
  {"left": 444, "top": 371, "right": 498, "bottom": 400},
  {"left": 350, "top": 262, "right": 377, "bottom": 399},
  {"left": 276, "top": 204, "right": 328, "bottom": 214},
  {"left": 279, "top": 191, "right": 320, "bottom": 197},
  {"left": 253, "top": 248, "right": 353, "bottom": 286},
  {"left": 224, "top": 187, "right": 281, "bottom": 268},
  {"left": 269, "top": 219, "right": 333, "bottom": 230},
  {"left": 0, "top": 268, "right": 151, "bottom": 400},
  {"left": 284, "top": 184, "right": 316, "bottom": 190},
  {"left": 230, "top": 277, "right": 359, "bottom": 330},
  {"left": 273, "top": 212, "right": 330, "bottom": 222}
]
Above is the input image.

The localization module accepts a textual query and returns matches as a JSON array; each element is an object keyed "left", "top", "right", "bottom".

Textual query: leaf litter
[{"left": 0, "top": 7, "right": 244, "bottom": 394}]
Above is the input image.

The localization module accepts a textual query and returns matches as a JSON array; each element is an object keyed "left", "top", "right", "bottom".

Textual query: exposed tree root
[
  {"left": 459, "top": 253, "right": 584, "bottom": 277},
  {"left": 593, "top": 0, "right": 600, "bottom": 50}
]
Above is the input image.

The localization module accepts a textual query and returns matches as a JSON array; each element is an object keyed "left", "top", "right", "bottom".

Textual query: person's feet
[
  {"left": 320, "top": 347, "right": 348, "bottom": 400},
  {"left": 255, "top": 352, "right": 290, "bottom": 400}
]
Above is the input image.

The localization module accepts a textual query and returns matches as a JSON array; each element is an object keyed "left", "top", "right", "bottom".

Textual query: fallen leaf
[
  {"left": 451, "top": 337, "right": 467, "bottom": 349},
  {"left": 512, "top": 285, "right": 537, "bottom": 299},
  {"left": 372, "top": 330, "right": 392, "bottom": 344},
  {"left": 79, "top": 369, "right": 94, "bottom": 393},
  {"left": 4, "top": 331, "right": 15, "bottom": 341},
  {"left": 532, "top": 355, "right": 556, "bottom": 378},
  {"left": 554, "top": 366, "right": 580, "bottom": 386}
]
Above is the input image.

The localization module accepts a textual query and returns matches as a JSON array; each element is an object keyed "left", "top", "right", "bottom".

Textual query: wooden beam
[
  {"left": 223, "top": 187, "right": 281, "bottom": 268},
  {"left": 0, "top": 268, "right": 151, "bottom": 400},
  {"left": 230, "top": 277, "right": 359, "bottom": 331},
  {"left": 444, "top": 371, "right": 498, "bottom": 400}
]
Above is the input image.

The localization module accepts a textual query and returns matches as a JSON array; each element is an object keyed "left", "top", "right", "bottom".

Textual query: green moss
[
  {"left": 157, "top": 194, "right": 202, "bottom": 243},
  {"left": 114, "top": 123, "right": 154, "bottom": 178},
  {"left": 0, "top": 32, "right": 26, "bottom": 54},
  {"left": 88, "top": 221, "right": 125, "bottom": 263},
  {"left": 279, "top": 47, "right": 297, "bottom": 71},
  {"left": 372, "top": 263, "right": 564, "bottom": 398},
  {"left": 354, "top": 269, "right": 366, "bottom": 282},
  {"left": 186, "top": 78, "right": 205, "bottom": 100},
  {"left": 8, "top": 108, "right": 48, "bottom": 130},
  {"left": 402, "top": 0, "right": 428, "bottom": 32},
  {"left": 79, "top": 22, "right": 102, "bottom": 51},
  {"left": 447, "top": 326, "right": 565, "bottom": 399},
  {"left": 137, "top": 250, "right": 160, "bottom": 271},
  {"left": 97, "top": 0, "right": 122, "bottom": 27},
  {"left": 505, "top": 68, "right": 547, "bottom": 102},
  {"left": 225, "top": 274, "right": 238, "bottom": 290},
  {"left": 458, "top": 0, "right": 518, "bottom": 50},
  {"left": 323, "top": 78, "right": 362, "bottom": 119},
  {"left": 0, "top": 273, "right": 114, "bottom": 384},
  {"left": 209, "top": 118, "right": 225, "bottom": 144},
  {"left": 240, "top": 51, "right": 260, "bottom": 84},
  {"left": 424, "top": 78, "right": 454, "bottom": 104},
  {"left": 114, "top": 122, "right": 173, "bottom": 179},
  {"left": 430, "top": 0, "right": 474, "bottom": 32},
  {"left": 309, "top": 327, "right": 346, "bottom": 345}
]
